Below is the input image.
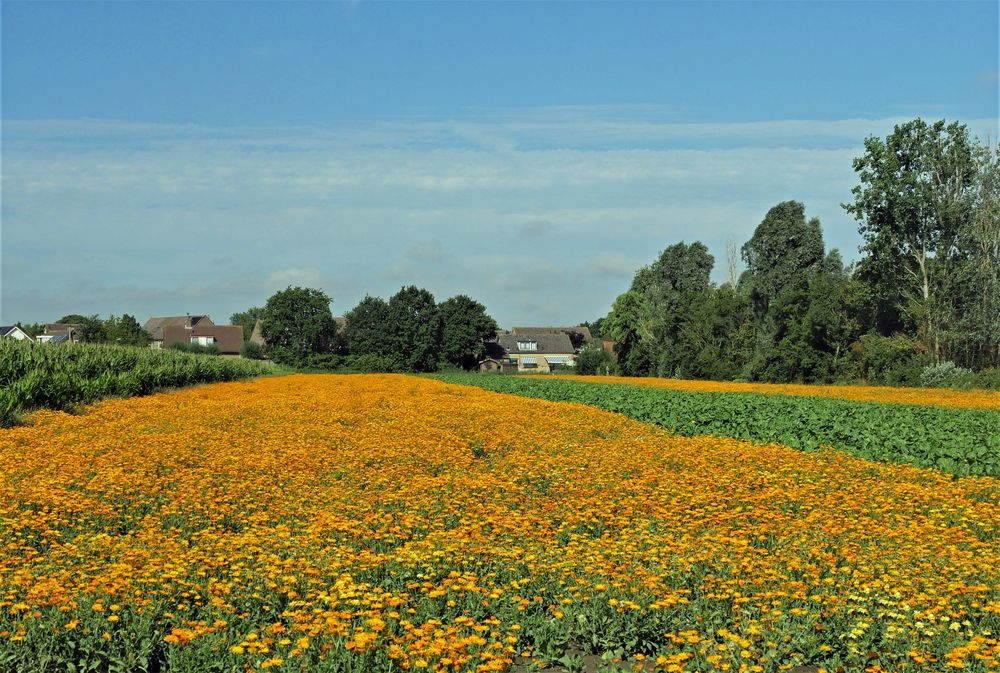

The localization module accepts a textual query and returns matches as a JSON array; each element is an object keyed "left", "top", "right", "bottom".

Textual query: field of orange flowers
[
  {"left": 536, "top": 375, "right": 1000, "bottom": 411},
  {"left": 1, "top": 374, "right": 998, "bottom": 672}
]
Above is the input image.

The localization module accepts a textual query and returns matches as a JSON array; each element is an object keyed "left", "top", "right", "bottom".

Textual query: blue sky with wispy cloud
[{"left": 2, "top": 1, "right": 997, "bottom": 326}]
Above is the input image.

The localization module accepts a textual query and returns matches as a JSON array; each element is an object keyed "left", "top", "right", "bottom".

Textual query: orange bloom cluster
[
  {"left": 539, "top": 374, "right": 1000, "bottom": 410},
  {"left": 1, "top": 374, "right": 998, "bottom": 672}
]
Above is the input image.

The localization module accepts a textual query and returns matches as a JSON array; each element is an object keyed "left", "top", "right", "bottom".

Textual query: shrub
[
  {"left": 852, "top": 334, "right": 930, "bottom": 386},
  {"left": 240, "top": 341, "right": 266, "bottom": 360},
  {"left": 920, "top": 361, "right": 974, "bottom": 388},
  {"left": 345, "top": 353, "right": 400, "bottom": 373},
  {"left": 301, "top": 353, "right": 343, "bottom": 370},
  {"left": 168, "top": 341, "right": 220, "bottom": 356},
  {"left": 971, "top": 368, "right": 1000, "bottom": 390},
  {"left": 574, "top": 345, "right": 615, "bottom": 376}
]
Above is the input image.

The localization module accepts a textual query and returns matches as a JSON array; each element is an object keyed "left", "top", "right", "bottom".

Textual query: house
[
  {"left": 511, "top": 326, "right": 592, "bottom": 352},
  {"left": 0, "top": 325, "right": 32, "bottom": 341},
  {"left": 494, "top": 330, "right": 577, "bottom": 373},
  {"left": 37, "top": 323, "right": 80, "bottom": 344},
  {"left": 161, "top": 324, "right": 244, "bottom": 358},
  {"left": 144, "top": 315, "right": 215, "bottom": 349}
]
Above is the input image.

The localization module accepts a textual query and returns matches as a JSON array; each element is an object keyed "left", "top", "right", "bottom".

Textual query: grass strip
[{"left": 431, "top": 374, "right": 1000, "bottom": 478}]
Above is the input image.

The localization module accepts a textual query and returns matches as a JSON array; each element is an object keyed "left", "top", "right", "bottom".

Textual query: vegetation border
[{"left": 430, "top": 374, "right": 1000, "bottom": 478}]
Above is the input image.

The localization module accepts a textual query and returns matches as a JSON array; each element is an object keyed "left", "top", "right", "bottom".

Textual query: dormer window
[{"left": 516, "top": 340, "right": 538, "bottom": 351}]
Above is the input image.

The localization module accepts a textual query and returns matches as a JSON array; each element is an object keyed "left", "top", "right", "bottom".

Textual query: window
[
  {"left": 520, "top": 356, "right": 538, "bottom": 369},
  {"left": 191, "top": 335, "right": 216, "bottom": 347},
  {"left": 516, "top": 340, "right": 538, "bottom": 351}
]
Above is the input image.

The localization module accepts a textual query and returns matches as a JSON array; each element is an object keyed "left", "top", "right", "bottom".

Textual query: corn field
[{"left": 0, "top": 339, "right": 276, "bottom": 426}]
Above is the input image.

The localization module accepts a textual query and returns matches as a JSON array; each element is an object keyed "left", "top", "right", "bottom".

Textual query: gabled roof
[
  {"left": 498, "top": 331, "right": 575, "bottom": 355},
  {"left": 144, "top": 315, "right": 214, "bottom": 340},
  {"left": 45, "top": 323, "right": 80, "bottom": 334},
  {"left": 249, "top": 320, "right": 266, "bottom": 346},
  {"left": 512, "top": 326, "right": 592, "bottom": 341},
  {"left": 0, "top": 325, "right": 28, "bottom": 338}
]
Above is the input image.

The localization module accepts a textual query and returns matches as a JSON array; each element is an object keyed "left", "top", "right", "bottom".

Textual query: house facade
[
  {"left": 0, "top": 325, "right": 32, "bottom": 341},
  {"left": 494, "top": 331, "right": 577, "bottom": 373},
  {"left": 144, "top": 315, "right": 215, "bottom": 349},
  {"left": 161, "top": 324, "right": 244, "bottom": 357},
  {"left": 37, "top": 323, "right": 80, "bottom": 344}
]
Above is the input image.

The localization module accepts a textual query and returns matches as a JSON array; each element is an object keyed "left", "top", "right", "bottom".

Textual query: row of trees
[
  {"left": 589, "top": 119, "right": 999, "bottom": 385},
  {"left": 236, "top": 285, "right": 498, "bottom": 372},
  {"left": 18, "top": 314, "right": 150, "bottom": 347}
]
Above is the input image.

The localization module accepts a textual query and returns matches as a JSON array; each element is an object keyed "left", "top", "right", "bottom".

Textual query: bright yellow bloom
[{"left": 0, "top": 374, "right": 996, "bottom": 672}]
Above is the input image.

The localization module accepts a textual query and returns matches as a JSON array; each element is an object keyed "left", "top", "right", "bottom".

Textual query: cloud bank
[{"left": 3, "top": 111, "right": 996, "bottom": 326}]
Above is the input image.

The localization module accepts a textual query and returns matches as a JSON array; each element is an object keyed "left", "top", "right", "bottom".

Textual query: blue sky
[{"left": 2, "top": 1, "right": 997, "bottom": 326}]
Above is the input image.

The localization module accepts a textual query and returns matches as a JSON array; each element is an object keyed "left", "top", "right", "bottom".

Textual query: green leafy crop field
[{"left": 432, "top": 374, "right": 1000, "bottom": 478}]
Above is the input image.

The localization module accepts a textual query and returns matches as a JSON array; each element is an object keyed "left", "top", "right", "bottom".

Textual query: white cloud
[{"left": 264, "top": 268, "right": 325, "bottom": 292}]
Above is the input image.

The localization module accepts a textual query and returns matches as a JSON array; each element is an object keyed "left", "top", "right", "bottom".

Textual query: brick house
[
  {"left": 493, "top": 331, "right": 577, "bottom": 373},
  {"left": 161, "top": 324, "right": 244, "bottom": 358},
  {"left": 144, "top": 315, "right": 215, "bottom": 349}
]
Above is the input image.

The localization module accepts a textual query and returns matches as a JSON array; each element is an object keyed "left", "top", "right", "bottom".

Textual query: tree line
[
  {"left": 234, "top": 285, "right": 498, "bottom": 372},
  {"left": 582, "top": 119, "right": 999, "bottom": 388},
  {"left": 16, "top": 314, "right": 150, "bottom": 347}
]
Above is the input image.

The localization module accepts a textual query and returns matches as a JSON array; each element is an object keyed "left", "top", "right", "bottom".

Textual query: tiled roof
[
  {"left": 512, "top": 326, "right": 592, "bottom": 341},
  {"left": 144, "top": 315, "right": 214, "bottom": 341},
  {"left": 497, "top": 331, "right": 575, "bottom": 355}
]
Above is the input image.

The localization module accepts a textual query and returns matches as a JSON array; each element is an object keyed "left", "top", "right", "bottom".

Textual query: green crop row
[
  {"left": 0, "top": 340, "right": 278, "bottom": 427},
  {"left": 431, "top": 374, "right": 1000, "bottom": 478}
]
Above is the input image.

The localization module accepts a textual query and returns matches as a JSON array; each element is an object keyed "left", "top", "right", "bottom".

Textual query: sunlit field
[
  {"left": 534, "top": 375, "right": 1000, "bottom": 411},
  {"left": 1, "top": 374, "right": 998, "bottom": 672}
]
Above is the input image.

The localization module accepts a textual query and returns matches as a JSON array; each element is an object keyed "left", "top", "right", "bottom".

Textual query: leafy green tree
[
  {"left": 343, "top": 295, "right": 394, "bottom": 359},
  {"left": 629, "top": 241, "right": 716, "bottom": 376},
  {"left": 741, "top": 201, "right": 825, "bottom": 316},
  {"left": 240, "top": 340, "right": 266, "bottom": 360},
  {"left": 57, "top": 314, "right": 107, "bottom": 342},
  {"left": 674, "top": 285, "right": 753, "bottom": 380},
  {"left": 260, "top": 287, "right": 337, "bottom": 365},
  {"left": 604, "top": 290, "right": 655, "bottom": 376},
  {"left": 751, "top": 253, "right": 853, "bottom": 384},
  {"left": 952, "top": 141, "right": 1000, "bottom": 368},
  {"left": 740, "top": 201, "right": 832, "bottom": 381},
  {"left": 15, "top": 322, "right": 44, "bottom": 338},
  {"left": 633, "top": 241, "right": 714, "bottom": 299},
  {"left": 387, "top": 286, "right": 442, "bottom": 372},
  {"left": 230, "top": 307, "right": 265, "bottom": 341},
  {"left": 581, "top": 318, "right": 606, "bottom": 341},
  {"left": 105, "top": 314, "right": 150, "bottom": 347},
  {"left": 843, "top": 119, "right": 977, "bottom": 362},
  {"left": 438, "top": 295, "right": 498, "bottom": 370},
  {"left": 574, "top": 344, "right": 615, "bottom": 376}
]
